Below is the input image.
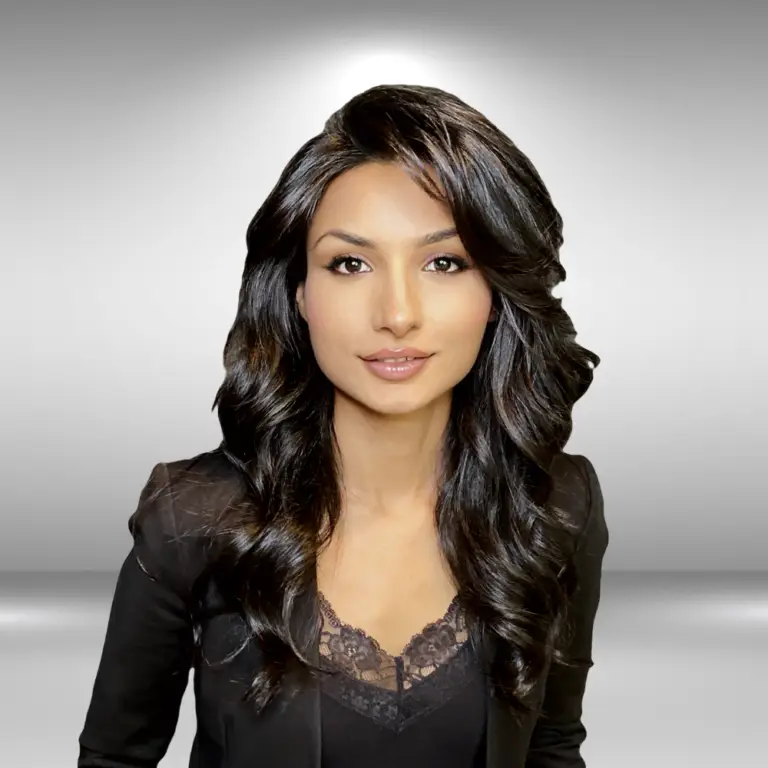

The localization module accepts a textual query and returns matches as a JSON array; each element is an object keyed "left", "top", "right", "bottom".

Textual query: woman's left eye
[{"left": 427, "top": 254, "right": 470, "bottom": 273}]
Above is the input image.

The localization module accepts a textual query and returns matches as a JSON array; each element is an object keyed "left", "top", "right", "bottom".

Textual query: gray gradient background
[{"left": 1, "top": 1, "right": 766, "bottom": 766}]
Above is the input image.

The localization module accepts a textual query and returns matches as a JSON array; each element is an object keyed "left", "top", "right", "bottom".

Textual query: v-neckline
[{"left": 316, "top": 589, "right": 462, "bottom": 660}]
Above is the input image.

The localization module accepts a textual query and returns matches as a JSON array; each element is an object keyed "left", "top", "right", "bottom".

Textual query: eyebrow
[{"left": 310, "top": 227, "right": 459, "bottom": 251}]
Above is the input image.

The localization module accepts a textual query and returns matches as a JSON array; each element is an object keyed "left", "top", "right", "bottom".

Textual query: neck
[{"left": 331, "top": 389, "right": 451, "bottom": 521}]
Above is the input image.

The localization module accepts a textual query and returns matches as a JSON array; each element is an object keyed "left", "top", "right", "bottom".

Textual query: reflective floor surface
[{"left": 0, "top": 571, "right": 766, "bottom": 768}]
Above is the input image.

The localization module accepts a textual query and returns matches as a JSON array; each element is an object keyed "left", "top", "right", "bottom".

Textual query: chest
[{"left": 315, "top": 517, "right": 458, "bottom": 658}]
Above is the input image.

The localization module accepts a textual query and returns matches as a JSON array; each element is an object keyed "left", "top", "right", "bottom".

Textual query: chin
[{"left": 360, "top": 390, "right": 447, "bottom": 417}]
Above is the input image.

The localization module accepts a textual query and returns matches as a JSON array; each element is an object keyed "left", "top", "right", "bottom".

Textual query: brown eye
[
  {"left": 324, "top": 256, "right": 370, "bottom": 275},
  {"left": 432, "top": 256, "right": 453, "bottom": 272},
  {"left": 426, "top": 254, "right": 471, "bottom": 273}
]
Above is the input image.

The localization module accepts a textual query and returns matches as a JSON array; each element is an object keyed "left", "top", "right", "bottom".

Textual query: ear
[
  {"left": 488, "top": 306, "right": 498, "bottom": 323},
  {"left": 296, "top": 282, "right": 307, "bottom": 322}
]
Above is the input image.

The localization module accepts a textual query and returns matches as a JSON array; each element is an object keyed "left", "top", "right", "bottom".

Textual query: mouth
[
  {"left": 361, "top": 348, "right": 434, "bottom": 362},
  {"left": 360, "top": 353, "right": 433, "bottom": 381},
  {"left": 367, "top": 355, "right": 429, "bottom": 363}
]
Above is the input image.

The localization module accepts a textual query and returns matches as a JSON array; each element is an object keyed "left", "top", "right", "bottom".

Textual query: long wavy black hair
[{"left": 208, "top": 83, "right": 600, "bottom": 722}]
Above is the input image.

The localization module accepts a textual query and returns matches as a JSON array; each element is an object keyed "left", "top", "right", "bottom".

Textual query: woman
[{"left": 78, "top": 84, "right": 608, "bottom": 768}]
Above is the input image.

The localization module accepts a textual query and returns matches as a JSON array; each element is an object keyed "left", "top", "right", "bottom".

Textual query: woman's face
[{"left": 297, "top": 161, "right": 494, "bottom": 415}]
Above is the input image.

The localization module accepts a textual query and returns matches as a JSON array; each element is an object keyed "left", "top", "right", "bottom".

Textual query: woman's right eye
[{"left": 324, "top": 255, "right": 370, "bottom": 275}]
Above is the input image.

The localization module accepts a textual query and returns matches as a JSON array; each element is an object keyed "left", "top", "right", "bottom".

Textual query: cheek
[
  {"left": 430, "top": 289, "right": 493, "bottom": 362},
  {"left": 303, "top": 286, "right": 358, "bottom": 352},
  {"left": 433, "top": 286, "right": 493, "bottom": 333}
]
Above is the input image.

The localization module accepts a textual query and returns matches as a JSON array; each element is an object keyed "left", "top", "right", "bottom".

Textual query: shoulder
[
  {"left": 549, "top": 451, "right": 608, "bottom": 556},
  {"left": 128, "top": 445, "right": 247, "bottom": 595}
]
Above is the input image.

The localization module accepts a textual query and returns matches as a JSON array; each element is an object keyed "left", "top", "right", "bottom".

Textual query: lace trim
[
  {"left": 316, "top": 591, "right": 476, "bottom": 731},
  {"left": 321, "top": 643, "right": 477, "bottom": 732}
]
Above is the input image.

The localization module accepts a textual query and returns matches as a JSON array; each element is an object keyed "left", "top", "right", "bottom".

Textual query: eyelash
[{"left": 323, "top": 253, "right": 471, "bottom": 276}]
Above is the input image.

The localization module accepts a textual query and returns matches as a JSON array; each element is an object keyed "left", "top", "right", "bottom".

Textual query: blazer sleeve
[
  {"left": 525, "top": 454, "right": 609, "bottom": 768},
  {"left": 77, "top": 462, "right": 199, "bottom": 768}
]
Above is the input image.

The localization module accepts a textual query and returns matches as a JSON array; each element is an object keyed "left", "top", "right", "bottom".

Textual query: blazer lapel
[
  {"left": 222, "top": 588, "right": 323, "bottom": 768},
  {"left": 485, "top": 688, "right": 534, "bottom": 768},
  {"left": 483, "top": 636, "right": 546, "bottom": 768},
  {"left": 292, "top": 586, "right": 323, "bottom": 768},
  {"left": 305, "top": 636, "right": 323, "bottom": 768},
  {"left": 223, "top": 660, "right": 322, "bottom": 768}
]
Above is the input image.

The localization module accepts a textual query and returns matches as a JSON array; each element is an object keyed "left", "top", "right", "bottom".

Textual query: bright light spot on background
[{"left": 313, "top": 41, "right": 443, "bottom": 108}]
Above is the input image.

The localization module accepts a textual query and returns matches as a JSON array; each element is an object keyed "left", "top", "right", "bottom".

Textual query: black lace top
[{"left": 316, "top": 591, "right": 488, "bottom": 767}]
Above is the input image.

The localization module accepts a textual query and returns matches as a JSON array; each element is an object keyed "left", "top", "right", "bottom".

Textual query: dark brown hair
[{"left": 209, "top": 83, "right": 600, "bottom": 721}]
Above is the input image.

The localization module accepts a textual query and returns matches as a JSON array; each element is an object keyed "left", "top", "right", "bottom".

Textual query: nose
[{"left": 371, "top": 265, "right": 423, "bottom": 337}]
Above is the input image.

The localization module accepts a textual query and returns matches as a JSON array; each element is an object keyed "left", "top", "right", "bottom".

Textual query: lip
[
  {"left": 361, "top": 347, "right": 432, "bottom": 361},
  {"left": 362, "top": 355, "right": 432, "bottom": 382}
]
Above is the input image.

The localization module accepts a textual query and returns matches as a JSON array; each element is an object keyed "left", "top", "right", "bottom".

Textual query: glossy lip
[
  {"left": 362, "top": 355, "right": 432, "bottom": 382},
  {"left": 361, "top": 347, "right": 432, "bottom": 361}
]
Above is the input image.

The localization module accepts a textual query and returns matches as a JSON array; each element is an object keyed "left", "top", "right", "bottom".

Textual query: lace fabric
[{"left": 316, "top": 591, "right": 477, "bottom": 732}]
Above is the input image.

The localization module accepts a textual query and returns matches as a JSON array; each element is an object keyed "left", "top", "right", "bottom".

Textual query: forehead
[{"left": 308, "top": 162, "right": 453, "bottom": 242}]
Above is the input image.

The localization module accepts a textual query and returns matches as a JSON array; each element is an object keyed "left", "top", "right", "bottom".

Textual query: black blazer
[{"left": 77, "top": 448, "right": 608, "bottom": 768}]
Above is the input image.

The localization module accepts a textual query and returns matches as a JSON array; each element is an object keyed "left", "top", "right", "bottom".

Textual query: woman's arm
[
  {"left": 77, "top": 463, "right": 197, "bottom": 768},
  {"left": 525, "top": 455, "right": 609, "bottom": 768}
]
